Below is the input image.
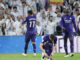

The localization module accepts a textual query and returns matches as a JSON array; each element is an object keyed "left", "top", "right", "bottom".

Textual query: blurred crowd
[{"left": 0, "top": 0, "right": 80, "bottom": 36}]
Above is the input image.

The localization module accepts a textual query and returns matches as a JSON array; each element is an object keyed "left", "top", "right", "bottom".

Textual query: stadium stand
[{"left": 0, "top": 0, "right": 80, "bottom": 36}]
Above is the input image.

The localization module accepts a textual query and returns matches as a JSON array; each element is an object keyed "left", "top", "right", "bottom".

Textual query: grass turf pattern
[{"left": 0, "top": 53, "right": 80, "bottom": 60}]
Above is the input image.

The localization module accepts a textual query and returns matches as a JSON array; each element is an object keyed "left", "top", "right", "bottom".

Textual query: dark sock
[
  {"left": 24, "top": 42, "right": 29, "bottom": 54},
  {"left": 64, "top": 43, "right": 68, "bottom": 55},
  {"left": 24, "top": 45, "right": 28, "bottom": 54},
  {"left": 33, "top": 44, "right": 36, "bottom": 53},
  {"left": 70, "top": 40, "right": 74, "bottom": 53},
  {"left": 42, "top": 56, "right": 45, "bottom": 59}
]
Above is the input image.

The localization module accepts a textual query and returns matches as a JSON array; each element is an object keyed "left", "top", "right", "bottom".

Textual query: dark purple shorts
[
  {"left": 44, "top": 49, "right": 52, "bottom": 56},
  {"left": 46, "top": 50, "right": 52, "bottom": 56},
  {"left": 25, "top": 33, "right": 36, "bottom": 42},
  {"left": 63, "top": 31, "right": 74, "bottom": 39}
]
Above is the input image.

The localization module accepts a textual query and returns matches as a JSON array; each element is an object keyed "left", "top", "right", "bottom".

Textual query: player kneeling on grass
[{"left": 40, "top": 34, "right": 57, "bottom": 60}]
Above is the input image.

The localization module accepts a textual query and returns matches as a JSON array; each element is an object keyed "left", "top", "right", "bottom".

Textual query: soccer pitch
[{"left": 0, "top": 53, "right": 80, "bottom": 60}]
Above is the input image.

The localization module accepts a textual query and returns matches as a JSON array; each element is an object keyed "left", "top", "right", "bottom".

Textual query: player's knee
[
  {"left": 64, "top": 38, "right": 67, "bottom": 43},
  {"left": 69, "top": 37, "right": 73, "bottom": 40},
  {"left": 25, "top": 47, "right": 27, "bottom": 49},
  {"left": 64, "top": 41, "right": 67, "bottom": 43},
  {"left": 64, "top": 43, "right": 67, "bottom": 47},
  {"left": 26, "top": 41, "right": 29, "bottom": 45},
  {"left": 32, "top": 42, "right": 35, "bottom": 44}
]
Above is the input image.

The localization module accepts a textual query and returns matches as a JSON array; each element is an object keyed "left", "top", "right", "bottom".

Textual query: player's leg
[
  {"left": 22, "top": 34, "right": 30, "bottom": 56},
  {"left": 24, "top": 39, "right": 30, "bottom": 54},
  {"left": 46, "top": 51, "right": 52, "bottom": 60},
  {"left": 31, "top": 34, "right": 36, "bottom": 56},
  {"left": 41, "top": 51, "right": 52, "bottom": 60},
  {"left": 41, "top": 52, "right": 45, "bottom": 60},
  {"left": 64, "top": 38, "right": 68, "bottom": 55},
  {"left": 69, "top": 38, "right": 74, "bottom": 57},
  {"left": 69, "top": 32, "right": 74, "bottom": 57},
  {"left": 22, "top": 39, "right": 30, "bottom": 56},
  {"left": 64, "top": 32, "right": 69, "bottom": 57}
]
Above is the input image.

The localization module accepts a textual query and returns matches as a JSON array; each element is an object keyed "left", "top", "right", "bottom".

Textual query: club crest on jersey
[
  {"left": 64, "top": 19, "right": 71, "bottom": 23},
  {"left": 64, "top": 17, "right": 66, "bottom": 20},
  {"left": 64, "top": 17, "right": 72, "bottom": 23},
  {"left": 44, "top": 41, "right": 48, "bottom": 45},
  {"left": 70, "top": 17, "right": 72, "bottom": 20}
]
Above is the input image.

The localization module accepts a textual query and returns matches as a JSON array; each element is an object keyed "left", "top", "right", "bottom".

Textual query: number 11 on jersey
[{"left": 29, "top": 21, "right": 36, "bottom": 28}]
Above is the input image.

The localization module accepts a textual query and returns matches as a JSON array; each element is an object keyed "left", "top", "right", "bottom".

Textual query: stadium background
[{"left": 0, "top": 0, "right": 80, "bottom": 60}]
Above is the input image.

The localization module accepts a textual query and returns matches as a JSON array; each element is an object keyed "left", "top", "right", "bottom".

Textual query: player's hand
[
  {"left": 51, "top": 52, "right": 54, "bottom": 56},
  {"left": 50, "top": 52, "right": 54, "bottom": 59},
  {"left": 26, "top": 2, "right": 30, "bottom": 6},
  {"left": 22, "top": 14, "right": 26, "bottom": 19},
  {"left": 62, "top": 27, "right": 65, "bottom": 30},
  {"left": 44, "top": 52, "right": 48, "bottom": 58},
  {"left": 75, "top": 32, "right": 78, "bottom": 36}
]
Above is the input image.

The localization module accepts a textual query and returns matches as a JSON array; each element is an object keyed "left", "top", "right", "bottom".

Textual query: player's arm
[
  {"left": 26, "top": 2, "right": 34, "bottom": 14},
  {"left": 40, "top": 43, "right": 48, "bottom": 58},
  {"left": 22, "top": 20, "right": 26, "bottom": 25},
  {"left": 50, "top": 44, "right": 56, "bottom": 59},
  {"left": 40, "top": 43, "right": 45, "bottom": 53},
  {"left": 22, "top": 21, "right": 25, "bottom": 25},
  {"left": 60, "top": 16, "right": 65, "bottom": 30},
  {"left": 40, "top": 35, "right": 48, "bottom": 54},
  {"left": 22, "top": 16, "right": 29, "bottom": 25},
  {"left": 50, "top": 37, "right": 57, "bottom": 58},
  {"left": 51, "top": 44, "right": 56, "bottom": 55},
  {"left": 72, "top": 16, "right": 77, "bottom": 32}
]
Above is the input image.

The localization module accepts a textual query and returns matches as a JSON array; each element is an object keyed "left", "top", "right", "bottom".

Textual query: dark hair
[
  {"left": 8, "top": 6, "right": 12, "bottom": 9},
  {"left": 22, "top": 2, "right": 26, "bottom": 4},
  {"left": 49, "top": 16, "right": 53, "bottom": 19},
  {"left": 28, "top": 10, "right": 33, "bottom": 15},
  {"left": 75, "top": 3, "right": 79, "bottom": 6},
  {"left": 13, "top": 6, "right": 17, "bottom": 9},
  {"left": 50, "top": 34, "right": 55, "bottom": 40},
  {"left": 75, "top": 9, "right": 79, "bottom": 11}
]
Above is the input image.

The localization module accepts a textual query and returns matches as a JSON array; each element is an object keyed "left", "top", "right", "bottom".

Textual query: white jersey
[
  {"left": 11, "top": 11, "right": 19, "bottom": 21},
  {"left": 13, "top": 20, "right": 23, "bottom": 35},
  {"left": 5, "top": 18, "right": 12, "bottom": 35},
  {"left": 47, "top": 21, "right": 56, "bottom": 34}
]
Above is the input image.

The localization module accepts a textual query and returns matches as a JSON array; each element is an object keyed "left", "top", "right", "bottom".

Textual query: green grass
[{"left": 0, "top": 53, "right": 80, "bottom": 60}]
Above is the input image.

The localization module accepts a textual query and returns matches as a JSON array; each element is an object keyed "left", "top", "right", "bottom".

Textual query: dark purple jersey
[
  {"left": 60, "top": 14, "right": 77, "bottom": 32},
  {"left": 42, "top": 34, "right": 57, "bottom": 51},
  {"left": 24, "top": 14, "right": 36, "bottom": 34}
]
